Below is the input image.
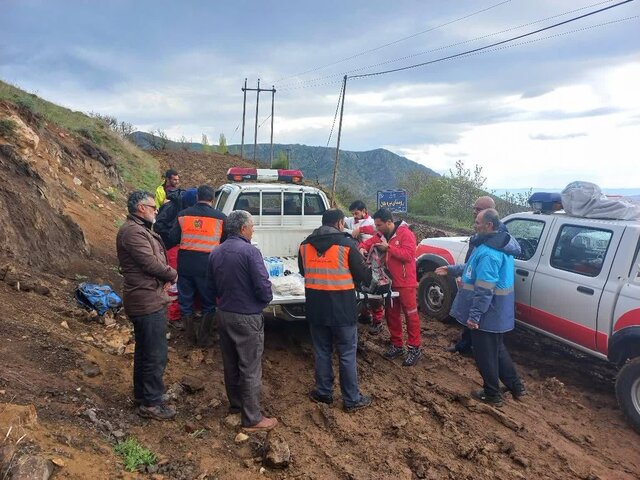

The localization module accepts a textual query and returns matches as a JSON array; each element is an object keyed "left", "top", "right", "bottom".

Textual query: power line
[
  {"left": 276, "top": 0, "right": 618, "bottom": 90},
  {"left": 351, "top": 0, "right": 635, "bottom": 79},
  {"left": 272, "top": 0, "right": 513, "bottom": 84}
]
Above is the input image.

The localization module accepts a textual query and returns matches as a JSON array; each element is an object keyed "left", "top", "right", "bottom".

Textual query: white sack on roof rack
[{"left": 561, "top": 181, "right": 640, "bottom": 221}]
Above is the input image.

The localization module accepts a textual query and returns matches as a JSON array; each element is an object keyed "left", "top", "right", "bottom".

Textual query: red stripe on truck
[
  {"left": 613, "top": 308, "right": 640, "bottom": 332},
  {"left": 415, "top": 244, "right": 455, "bottom": 265}
]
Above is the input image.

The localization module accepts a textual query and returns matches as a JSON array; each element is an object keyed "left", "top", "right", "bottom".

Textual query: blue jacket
[
  {"left": 206, "top": 235, "right": 273, "bottom": 314},
  {"left": 449, "top": 232, "right": 521, "bottom": 333}
]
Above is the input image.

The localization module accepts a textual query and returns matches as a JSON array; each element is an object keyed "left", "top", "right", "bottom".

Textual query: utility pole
[
  {"left": 270, "top": 86, "right": 276, "bottom": 167},
  {"left": 254, "top": 78, "right": 260, "bottom": 161},
  {"left": 240, "top": 78, "right": 247, "bottom": 159},
  {"left": 330, "top": 75, "right": 348, "bottom": 207},
  {"left": 241, "top": 79, "right": 277, "bottom": 164}
]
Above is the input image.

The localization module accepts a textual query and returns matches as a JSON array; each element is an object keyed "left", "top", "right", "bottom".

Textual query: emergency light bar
[
  {"left": 227, "top": 168, "right": 304, "bottom": 184},
  {"left": 528, "top": 192, "right": 562, "bottom": 214}
]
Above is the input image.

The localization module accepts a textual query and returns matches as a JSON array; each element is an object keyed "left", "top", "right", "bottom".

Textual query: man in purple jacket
[{"left": 206, "top": 210, "right": 278, "bottom": 432}]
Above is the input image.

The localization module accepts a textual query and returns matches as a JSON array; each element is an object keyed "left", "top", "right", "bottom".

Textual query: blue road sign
[{"left": 377, "top": 190, "right": 407, "bottom": 213}]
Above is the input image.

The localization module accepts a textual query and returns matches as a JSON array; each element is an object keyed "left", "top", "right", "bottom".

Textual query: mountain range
[{"left": 129, "top": 131, "right": 439, "bottom": 202}]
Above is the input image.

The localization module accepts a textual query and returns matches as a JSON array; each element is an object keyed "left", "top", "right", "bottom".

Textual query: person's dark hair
[
  {"left": 481, "top": 208, "right": 501, "bottom": 230},
  {"left": 372, "top": 208, "right": 393, "bottom": 223},
  {"left": 226, "top": 210, "right": 252, "bottom": 236},
  {"left": 322, "top": 208, "right": 345, "bottom": 227},
  {"left": 127, "top": 190, "right": 154, "bottom": 214},
  {"left": 164, "top": 169, "right": 178, "bottom": 179},
  {"left": 196, "top": 184, "right": 215, "bottom": 202},
  {"left": 348, "top": 200, "right": 366, "bottom": 212}
]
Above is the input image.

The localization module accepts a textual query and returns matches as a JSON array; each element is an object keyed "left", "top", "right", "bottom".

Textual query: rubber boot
[
  {"left": 184, "top": 314, "right": 199, "bottom": 345},
  {"left": 196, "top": 311, "right": 217, "bottom": 347}
]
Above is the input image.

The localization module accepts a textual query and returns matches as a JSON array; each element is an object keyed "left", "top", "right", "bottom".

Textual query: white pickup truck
[
  {"left": 214, "top": 168, "right": 329, "bottom": 321},
  {"left": 415, "top": 206, "right": 640, "bottom": 432}
]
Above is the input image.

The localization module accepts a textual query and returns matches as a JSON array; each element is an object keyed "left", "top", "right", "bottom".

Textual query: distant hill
[{"left": 130, "top": 131, "right": 439, "bottom": 202}]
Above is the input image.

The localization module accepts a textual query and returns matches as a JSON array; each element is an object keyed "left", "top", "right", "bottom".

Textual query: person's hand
[
  {"left": 351, "top": 227, "right": 360, "bottom": 239},
  {"left": 376, "top": 236, "right": 389, "bottom": 252},
  {"left": 435, "top": 266, "right": 448, "bottom": 276},
  {"left": 163, "top": 282, "right": 172, "bottom": 292},
  {"left": 359, "top": 247, "right": 367, "bottom": 256},
  {"left": 466, "top": 319, "right": 479, "bottom": 329}
]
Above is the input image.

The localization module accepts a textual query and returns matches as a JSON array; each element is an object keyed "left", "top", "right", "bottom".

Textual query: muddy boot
[
  {"left": 183, "top": 314, "right": 200, "bottom": 345},
  {"left": 196, "top": 311, "right": 216, "bottom": 347}
]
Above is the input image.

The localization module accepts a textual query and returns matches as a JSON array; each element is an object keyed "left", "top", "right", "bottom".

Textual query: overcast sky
[{"left": 1, "top": 0, "right": 638, "bottom": 189}]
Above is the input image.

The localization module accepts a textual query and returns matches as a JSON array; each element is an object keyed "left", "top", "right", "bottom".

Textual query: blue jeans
[
  {"left": 308, "top": 323, "right": 362, "bottom": 407},
  {"left": 178, "top": 274, "right": 215, "bottom": 317},
  {"left": 130, "top": 309, "right": 168, "bottom": 406}
]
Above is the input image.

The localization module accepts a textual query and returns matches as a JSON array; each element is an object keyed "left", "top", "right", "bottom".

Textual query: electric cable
[
  {"left": 272, "top": 0, "right": 513, "bottom": 84},
  {"left": 276, "top": 0, "right": 618, "bottom": 90}
]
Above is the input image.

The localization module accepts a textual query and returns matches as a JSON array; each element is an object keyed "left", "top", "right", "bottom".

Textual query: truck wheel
[
  {"left": 418, "top": 272, "right": 452, "bottom": 321},
  {"left": 615, "top": 357, "right": 640, "bottom": 434}
]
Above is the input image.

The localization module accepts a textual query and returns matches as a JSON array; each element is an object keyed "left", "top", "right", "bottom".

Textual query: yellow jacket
[{"left": 155, "top": 185, "right": 166, "bottom": 210}]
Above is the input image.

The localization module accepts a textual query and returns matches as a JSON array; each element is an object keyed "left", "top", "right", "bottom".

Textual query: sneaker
[
  {"left": 402, "top": 347, "right": 422, "bottom": 367},
  {"left": 501, "top": 385, "right": 528, "bottom": 401},
  {"left": 309, "top": 390, "right": 333, "bottom": 405},
  {"left": 344, "top": 394, "right": 373, "bottom": 413},
  {"left": 471, "top": 389, "right": 503, "bottom": 407},
  {"left": 368, "top": 322, "right": 384, "bottom": 335},
  {"left": 243, "top": 416, "right": 278, "bottom": 432},
  {"left": 383, "top": 345, "right": 406, "bottom": 360},
  {"left": 137, "top": 403, "right": 177, "bottom": 420}
]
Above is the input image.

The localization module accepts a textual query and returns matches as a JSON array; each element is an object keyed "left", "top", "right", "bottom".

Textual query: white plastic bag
[{"left": 561, "top": 181, "right": 640, "bottom": 221}]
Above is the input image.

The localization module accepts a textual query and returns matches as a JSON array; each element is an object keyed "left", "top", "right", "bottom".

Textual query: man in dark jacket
[
  {"left": 441, "top": 196, "right": 504, "bottom": 355},
  {"left": 169, "top": 184, "right": 226, "bottom": 345},
  {"left": 206, "top": 210, "right": 278, "bottom": 432},
  {"left": 116, "top": 190, "right": 177, "bottom": 420},
  {"left": 299, "top": 209, "right": 373, "bottom": 412}
]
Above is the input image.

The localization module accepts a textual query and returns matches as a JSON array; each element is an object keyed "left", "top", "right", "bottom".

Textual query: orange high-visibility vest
[
  {"left": 178, "top": 216, "right": 223, "bottom": 253},
  {"left": 300, "top": 243, "right": 355, "bottom": 291}
]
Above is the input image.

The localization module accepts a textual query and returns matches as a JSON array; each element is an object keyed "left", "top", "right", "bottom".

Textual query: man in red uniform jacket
[{"left": 360, "top": 208, "right": 421, "bottom": 366}]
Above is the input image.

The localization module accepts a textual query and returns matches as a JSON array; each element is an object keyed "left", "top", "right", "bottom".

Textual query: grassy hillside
[
  {"left": 130, "top": 131, "right": 439, "bottom": 203},
  {"left": 0, "top": 81, "right": 159, "bottom": 191}
]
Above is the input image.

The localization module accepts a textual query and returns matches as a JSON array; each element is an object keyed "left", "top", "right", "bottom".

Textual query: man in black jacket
[
  {"left": 298, "top": 209, "right": 373, "bottom": 412},
  {"left": 169, "top": 185, "right": 226, "bottom": 345}
]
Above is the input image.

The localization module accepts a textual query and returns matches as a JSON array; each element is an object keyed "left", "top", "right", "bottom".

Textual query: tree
[
  {"left": 272, "top": 150, "right": 289, "bottom": 169},
  {"left": 217, "top": 133, "right": 228, "bottom": 154},
  {"left": 202, "top": 134, "right": 211, "bottom": 153},
  {"left": 179, "top": 135, "right": 190, "bottom": 151},
  {"left": 152, "top": 129, "right": 169, "bottom": 150}
]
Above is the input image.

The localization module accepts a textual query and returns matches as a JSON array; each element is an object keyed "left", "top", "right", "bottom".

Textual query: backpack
[
  {"left": 360, "top": 244, "right": 392, "bottom": 296},
  {"left": 74, "top": 282, "right": 122, "bottom": 316},
  {"left": 154, "top": 189, "right": 185, "bottom": 246}
]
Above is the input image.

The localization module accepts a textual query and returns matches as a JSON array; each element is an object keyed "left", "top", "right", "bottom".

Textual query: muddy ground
[{"left": 1, "top": 268, "right": 639, "bottom": 479}]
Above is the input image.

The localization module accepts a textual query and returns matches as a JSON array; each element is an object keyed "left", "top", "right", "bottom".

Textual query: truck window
[
  {"left": 234, "top": 193, "right": 260, "bottom": 215},
  {"left": 262, "top": 192, "right": 282, "bottom": 216},
  {"left": 503, "top": 218, "right": 545, "bottom": 261},
  {"left": 550, "top": 225, "right": 613, "bottom": 277},
  {"left": 216, "top": 189, "right": 231, "bottom": 210},
  {"left": 304, "top": 194, "right": 326, "bottom": 215},
  {"left": 283, "top": 193, "right": 302, "bottom": 215}
]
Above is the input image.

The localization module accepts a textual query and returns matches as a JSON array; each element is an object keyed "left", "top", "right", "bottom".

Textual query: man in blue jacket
[
  {"left": 438, "top": 209, "right": 526, "bottom": 407},
  {"left": 206, "top": 210, "right": 277, "bottom": 432}
]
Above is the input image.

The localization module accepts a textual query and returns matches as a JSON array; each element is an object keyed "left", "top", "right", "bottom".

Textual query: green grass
[
  {"left": 0, "top": 80, "right": 160, "bottom": 191},
  {"left": 114, "top": 437, "right": 157, "bottom": 472}
]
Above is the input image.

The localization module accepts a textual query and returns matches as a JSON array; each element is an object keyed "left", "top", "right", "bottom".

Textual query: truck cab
[
  {"left": 416, "top": 203, "right": 640, "bottom": 433},
  {"left": 214, "top": 168, "right": 330, "bottom": 320}
]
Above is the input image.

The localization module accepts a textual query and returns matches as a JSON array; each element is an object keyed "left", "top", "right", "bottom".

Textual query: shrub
[
  {"left": 0, "top": 119, "right": 17, "bottom": 140},
  {"left": 114, "top": 437, "right": 157, "bottom": 472}
]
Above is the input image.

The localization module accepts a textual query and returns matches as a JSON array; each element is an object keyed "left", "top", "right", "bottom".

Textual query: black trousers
[
  {"left": 130, "top": 309, "right": 168, "bottom": 406},
  {"left": 455, "top": 327, "right": 473, "bottom": 353},
  {"left": 470, "top": 329, "right": 522, "bottom": 398},
  {"left": 218, "top": 310, "right": 265, "bottom": 427}
]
